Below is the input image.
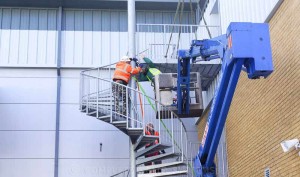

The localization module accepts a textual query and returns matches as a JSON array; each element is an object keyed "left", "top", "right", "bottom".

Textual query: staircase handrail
[{"left": 80, "top": 64, "right": 191, "bottom": 173}]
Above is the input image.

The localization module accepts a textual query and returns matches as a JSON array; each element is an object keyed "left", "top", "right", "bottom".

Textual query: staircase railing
[
  {"left": 79, "top": 63, "right": 190, "bottom": 173},
  {"left": 110, "top": 169, "right": 130, "bottom": 177}
]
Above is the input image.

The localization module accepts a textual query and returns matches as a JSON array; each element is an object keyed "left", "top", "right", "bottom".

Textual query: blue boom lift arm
[{"left": 176, "top": 22, "right": 273, "bottom": 177}]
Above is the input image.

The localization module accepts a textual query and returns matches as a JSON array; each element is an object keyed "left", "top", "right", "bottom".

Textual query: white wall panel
[
  {"left": 0, "top": 159, "right": 54, "bottom": 177},
  {"left": 59, "top": 159, "right": 129, "bottom": 177},
  {"left": 0, "top": 104, "right": 56, "bottom": 130},
  {"left": 59, "top": 131, "right": 129, "bottom": 158},
  {"left": 0, "top": 131, "right": 55, "bottom": 158}
]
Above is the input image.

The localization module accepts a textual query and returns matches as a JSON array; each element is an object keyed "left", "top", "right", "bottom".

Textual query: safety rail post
[
  {"left": 136, "top": 24, "right": 139, "bottom": 56},
  {"left": 143, "top": 94, "right": 145, "bottom": 134},
  {"left": 126, "top": 86, "right": 129, "bottom": 128},
  {"left": 186, "top": 132, "right": 188, "bottom": 171},
  {"left": 163, "top": 24, "right": 166, "bottom": 62},
  {"left": 97, "top": 68, "right": 99, "bottom": 118},
  {"left": 86, "top": 74, "right": 90, "bottom": 114},
  {"left": 79, "top": 73, "right": 83, "bottom": 111},
  {"left": 110, "top": 79, "right": 113, "bottom": 124},
  {"left": 190, "top": 25, "right": 193, "bottom": 40},
  {"left": 181, "top": 122, "right": 183, "bottom": 161},
  {"left": 171, "top": 112, "right": 174, "bottom": 153},
  {"left": 157, "top": 101, "right": 161, "bottom": 143}
]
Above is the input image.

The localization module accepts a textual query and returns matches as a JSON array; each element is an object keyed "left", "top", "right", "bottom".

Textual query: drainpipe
[
  {"left": 54, "top": 6, "right": 62, "bottom": 177},
  {"left": 128, "top": 0, "right": 137, "bottom": 177}
]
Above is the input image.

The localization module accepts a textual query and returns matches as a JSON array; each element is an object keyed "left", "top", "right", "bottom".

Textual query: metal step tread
[
  {"left": 136, "top": 144, "right": 171, "bottom": 158},
  {"left": 97, "top": 115, "right": 111, "bottom": 123},
  {"left": 136, "top": 152, "right": 180, "bottom": 165},
  {"left": 137, "top": 161, "right": 185, "bottom": 172},
  {"left": 135, "top": 135, "right": 159, "bottom": 150},
  {"left": 137, "top": 170, "right": 187, "bottom": 177},
  {"left": 127, "top": 128, "right": 144, "bottom": 136},
  {"left": 112, "top": 121, "right": 127, "bottom": 126}
]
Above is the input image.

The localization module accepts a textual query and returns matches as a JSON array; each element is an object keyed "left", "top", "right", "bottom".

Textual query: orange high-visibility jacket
[
  {"left": 113, "top": 61, "right": 141, "bottom": 84},
  {"left": 145, "top": 130, "right": 160, "bottom": 156}
]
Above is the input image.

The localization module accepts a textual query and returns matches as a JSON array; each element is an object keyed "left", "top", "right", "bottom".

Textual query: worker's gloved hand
[
  {"left": 137, "top": 67, "right": 142, "bottom": 73},
  {"left": 132, "top": 58, "right": 139, "bottom": 65},
  {"left": 131, "top": 58, "right": 138, "bottom": 62}
]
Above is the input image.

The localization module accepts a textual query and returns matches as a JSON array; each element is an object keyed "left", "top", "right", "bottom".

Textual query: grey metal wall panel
[
  {"left": 219, "top": 0, "right": 280, "bottom": 32},
  {"left": 59, "top": 104, "right": 120, "bottom": 131},
  {"left": 0, "top": 68, "right": 56, "bottom": 77},
  {"left": 60, "top": 77, "right": 80, "bottom": 104},
  {"left": 59, "top": 159, "right": 129, "bottom": 177},
  {"left": 0, "top": 159, "right": 54, "bottom": 177},
  {"left": 0, "top": 131, "right": 55, "bottom": 158},
  {"left": 0, "top": 104, "right": 56, "bottom": 130},
  {"left": 61, "top": 9, "right": 192, "bottom": 67},
  {"left": 0, "top": 7, "right": 192, "bottom": 67},
  {"left": 60, "top": 69, "right": 113, "bottom": 104},
  {"left": 59, "top": 131, "right": 129, "bottom": 158},
  {"left": 0, "top": 8, "right": 58, "bottom": 67},
  {"left": 0, "top": 77, "right": 57, "bottom": 103}
]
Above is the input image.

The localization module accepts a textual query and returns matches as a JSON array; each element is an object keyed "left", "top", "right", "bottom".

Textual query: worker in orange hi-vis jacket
[
  {"left": 112, "top": 56, "right": 141, "bottom": 117},
  {"left": 144, "top": 123, "right": 165, "bottom": 174}
]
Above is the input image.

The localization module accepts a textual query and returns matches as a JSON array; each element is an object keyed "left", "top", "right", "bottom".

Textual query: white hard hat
[{"left": 120, "top": 56, "right": 131, "bottom": 62}]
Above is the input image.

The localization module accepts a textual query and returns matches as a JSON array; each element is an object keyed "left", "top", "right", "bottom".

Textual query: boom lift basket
[{"left": 154, "top": 72, "right": 204, "bottom": 118}]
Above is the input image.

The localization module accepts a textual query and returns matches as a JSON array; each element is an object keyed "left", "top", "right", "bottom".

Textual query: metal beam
[
  {"left": 128, "top": 0, "right": 137, "bottom": 177},
  {"left": 54, "top": 6, "right": 63, "bottom": 177}
]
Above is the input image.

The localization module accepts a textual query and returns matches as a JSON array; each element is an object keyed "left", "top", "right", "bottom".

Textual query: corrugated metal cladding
[
  {"left": 0, "top": 8, "right": 58, "bottom": 67},
  {"left": 62, "top": 10, "right": 192, "bottom": 67},
  {"left": 219, "top": 0, "right": 280, "bottom": 33},
  {"left": 0, "top": 7, "right": 192, "bottom": 68}
]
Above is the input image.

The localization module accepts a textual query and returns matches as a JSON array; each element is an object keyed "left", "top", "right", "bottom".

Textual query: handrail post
[
  {"left": 110, "top": 80, "right": 113, "bottom": 123},
  {"left": 163, "top": 24, "right": 166, "bottom": 62},
  {"left": 185, "top": 130, "right": 188, "bottom": 170},
  {"left": 79, "top": 73, "right": 83, "bottom": 111},
  {"left": 136, "top": 24, "right": 139, "bottom": 56},
  {"left": 86, "top": 75, "right": 90, "bottom": 114},
  {"left": 142, "top": 94, "right": 145, "bottom": 129},
  {"left": 97, "top": 68, "right": 99, "bottom": 118},
  {"left": 157, "top": 103, "right": 161, "bottom": 143},
  {"left": 126, "top": 86, "right": 129, "bottom": 128},
  {"left": 171, "top": 112, "right": 174, "bottom": 153},
  {"left": 181, "top": 122, "right": 183, "bottom": 161}
]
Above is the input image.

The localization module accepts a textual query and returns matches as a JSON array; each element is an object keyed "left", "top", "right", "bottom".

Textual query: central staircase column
[{"left": 128, "top": 0, "right": 137, "bottom": 177}]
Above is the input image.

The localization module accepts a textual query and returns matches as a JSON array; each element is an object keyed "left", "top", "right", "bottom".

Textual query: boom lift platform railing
[{"left": 176, "top": 22, "right": 273, "bottom": 177}]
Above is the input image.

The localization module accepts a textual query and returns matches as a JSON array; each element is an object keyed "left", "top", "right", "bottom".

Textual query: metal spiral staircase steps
[
  {"left": 80, "top": 66, "right": 190, "bottom": 176},
  {"left": 136, "top": 152, "right": 181, "bottom": 166},
  {"left": 138, "top": 170, "right": 188, "bottom": 177},
  {"left": 137, "top": 161, "right": 186, "bottom": 173},
  {"left": 136, "top": 144, "right": 171, "bottom": 158}
]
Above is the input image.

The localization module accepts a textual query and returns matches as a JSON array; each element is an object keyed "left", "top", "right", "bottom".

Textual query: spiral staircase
[{"left": 79, "top": 64, "right": 196, "bottom": 177}]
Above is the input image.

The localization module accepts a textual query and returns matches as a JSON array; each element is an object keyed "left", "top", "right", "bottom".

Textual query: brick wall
[{"left": 197, "top": 0, "right": 300, "bottom": 176}]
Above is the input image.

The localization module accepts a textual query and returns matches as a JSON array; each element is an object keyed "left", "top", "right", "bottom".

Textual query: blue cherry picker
[{"left": 176, "top": 22, "right": 273, "bottom": 177}]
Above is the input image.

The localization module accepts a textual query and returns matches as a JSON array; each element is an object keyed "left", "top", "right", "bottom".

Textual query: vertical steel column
[
  {"left": 54, "top": 6, "right": 63, "bottom": 177},
  {"left": 128, "top": 0, "right": 137, "bottom": 177}
]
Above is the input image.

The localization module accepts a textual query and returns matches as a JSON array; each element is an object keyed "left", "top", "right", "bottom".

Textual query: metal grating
[{"left": 265, "top": 168, "right": 270, "bottom": 177}]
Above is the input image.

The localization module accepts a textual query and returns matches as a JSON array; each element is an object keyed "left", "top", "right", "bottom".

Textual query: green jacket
[{"left": 138, "top": 57, "right": 161, "bottom": 82}]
